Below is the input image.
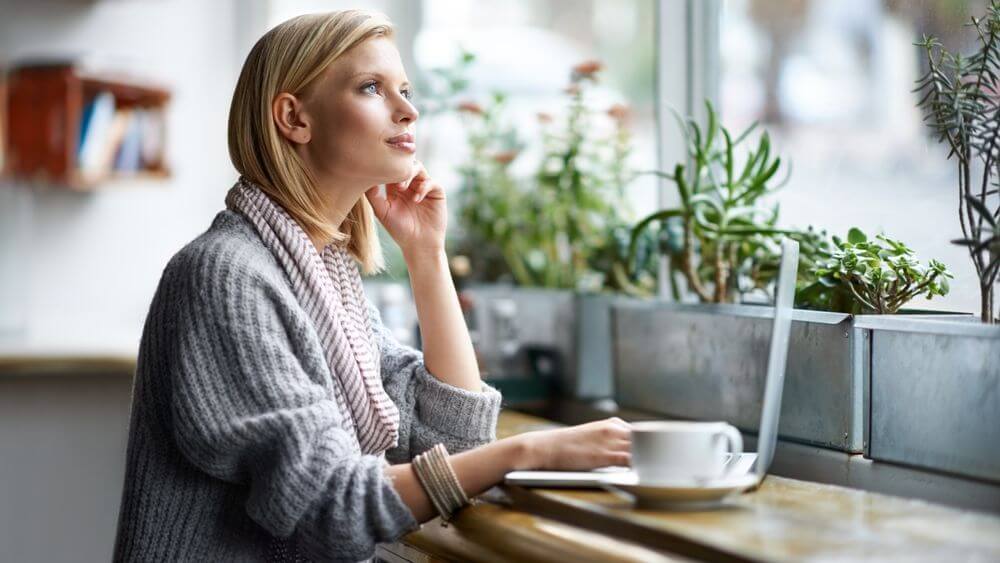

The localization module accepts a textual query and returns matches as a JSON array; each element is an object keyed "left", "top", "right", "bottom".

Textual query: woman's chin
[{"left": 385, "top": 164, "right": 415, "bottom": 184}]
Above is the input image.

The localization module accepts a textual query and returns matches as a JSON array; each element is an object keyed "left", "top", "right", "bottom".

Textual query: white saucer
[{"left": 599, "top": 472, "right": 759, "bottom": 509}]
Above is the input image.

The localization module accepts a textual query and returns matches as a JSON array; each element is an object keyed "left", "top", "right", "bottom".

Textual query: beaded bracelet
[{"left": 412, "top": 443, "right": 469, "bottom": 526}]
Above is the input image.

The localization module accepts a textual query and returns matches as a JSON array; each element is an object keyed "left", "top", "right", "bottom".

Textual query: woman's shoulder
[{"left": 160, "top": 210, "right": 288, "bottom": 299}]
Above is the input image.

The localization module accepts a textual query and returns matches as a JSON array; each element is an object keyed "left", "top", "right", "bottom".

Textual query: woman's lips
[
  {"left": 386, "top": 132, "right": 414, "bottom": 153},
  {"left": 386, "top": 139, "right": 416, "bottom": 153}
]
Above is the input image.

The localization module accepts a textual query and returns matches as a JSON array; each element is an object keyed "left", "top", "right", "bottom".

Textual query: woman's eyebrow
[{"left": 350, "top": 71, "right": 410, "bottom": 88}]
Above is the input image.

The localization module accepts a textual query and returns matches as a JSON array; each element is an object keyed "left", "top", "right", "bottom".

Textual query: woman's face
[{"left": 280, "top": 36, "right": 419, "bottom": 189}]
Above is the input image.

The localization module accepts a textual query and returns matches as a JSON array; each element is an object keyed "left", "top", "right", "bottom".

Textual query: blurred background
[{"left": 0, "top": 0, "right": 993, "bottom": 561}]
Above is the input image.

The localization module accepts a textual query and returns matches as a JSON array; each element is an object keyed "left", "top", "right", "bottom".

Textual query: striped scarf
[{"left": 225, "top": 176, "right": 400, "bottom": 455}]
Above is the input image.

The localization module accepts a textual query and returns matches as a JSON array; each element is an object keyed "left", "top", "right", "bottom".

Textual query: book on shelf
[
  {"left": 77, "top": 91, "right": 116, "bottom": 181},
  {"left": 114, "top": 109, "right": 144, "bottom": 173},
  {"left": 139, "top": 108, "right": 165, "bottom": 169},
  {"left": 0, "top": 79, "right": 6, "bottom": 174},
  {"left": 77, "top": 90, "right": 167, "bottom": 183}
]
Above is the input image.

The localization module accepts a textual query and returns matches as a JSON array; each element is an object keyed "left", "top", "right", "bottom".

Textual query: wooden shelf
[{"left": 1, "top": 62, "right": 171, "bottom": 190}]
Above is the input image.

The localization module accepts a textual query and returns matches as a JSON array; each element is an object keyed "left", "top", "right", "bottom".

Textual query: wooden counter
[
  {"left": 381, "top": 410, "right": 1000, "bottom": 562},
  {"left": 0, "top": 330, "right": 138, "bottom": 376}
]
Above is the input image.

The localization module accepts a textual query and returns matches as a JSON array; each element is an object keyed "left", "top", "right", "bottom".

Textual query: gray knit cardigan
[{"left": 112, "top": 209, "right": 503, "bottom": 562}]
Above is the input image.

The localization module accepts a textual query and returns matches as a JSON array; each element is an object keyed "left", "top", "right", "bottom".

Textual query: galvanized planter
[
  {"left": 465, "top": 285, "right": 621, "bottom": 399},
  {"left": 856, "top": 316, "right": 1000, "bottom": 483},
  {"left": 574, "top": 292, "right": 623, "bottom": 399},
  {"left": 612, "top": 301, "right": 866, "bottom": 452}
]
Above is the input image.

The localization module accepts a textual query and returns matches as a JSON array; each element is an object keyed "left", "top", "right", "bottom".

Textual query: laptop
[{"left": 504, "top": 237, "right": 800, "bottom": 488}]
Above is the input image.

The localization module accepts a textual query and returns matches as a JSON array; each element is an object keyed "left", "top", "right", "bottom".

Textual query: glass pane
[
  {"left": 416, "top": 0, "right": 659, "bottom": 238},
  {"left": 719, "top": 0, "right": 989, "bottom": 313}
]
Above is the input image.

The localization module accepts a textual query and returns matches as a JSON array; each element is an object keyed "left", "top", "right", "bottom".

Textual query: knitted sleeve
[
  {"left": 167, "top": 244, "right": 419, "bottom": 561},
  {"left": 367, "top": 300, "right": 503, "bottom": 465}
]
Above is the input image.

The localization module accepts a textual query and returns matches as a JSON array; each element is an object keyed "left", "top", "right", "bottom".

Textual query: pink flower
[
  {"left": 572, "top": 60, "right": 604, "bottom": 77},
  {"left": 607, "top": 103, "right": 630, "bottom": 124},
  {"left": 457, "top": 101, "right": 484, "bottom": 115},
  {"left": 492, "top": 150, "right": 519, "bottom": 164}
]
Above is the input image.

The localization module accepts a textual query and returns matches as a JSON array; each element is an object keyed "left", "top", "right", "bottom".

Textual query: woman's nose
[{"left": 396, "top": 97, "right": 419, "bottom": 124}]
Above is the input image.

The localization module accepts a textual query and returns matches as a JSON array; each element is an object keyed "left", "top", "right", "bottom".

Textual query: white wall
[
  {"left": 0, "top": 2, "right": 247, "bottom": 561},
  {"left": 0, "top": 0, "right": 247, "bottom": 342}
]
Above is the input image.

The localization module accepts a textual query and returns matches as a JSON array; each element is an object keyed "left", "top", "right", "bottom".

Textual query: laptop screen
[{"left": 754, "top": 238, "right": 800, "bottom": 478}]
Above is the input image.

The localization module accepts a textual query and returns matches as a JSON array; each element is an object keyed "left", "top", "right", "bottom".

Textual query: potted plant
[
  {"left": 795, "top": 228, "right": 953, "bottom": 315},
  {"left": 612, "top": 102, "right": 869, "bottom": 451},
  {"left": 614, "top": 102, "right": 957, "bottom": 454},
  {"left": 845, "top": 2, "right": 1000, "bottom": 483},
  {"left": 914, "top": 9, "right": 999, "bottom": 324},
  {"left": 449, "top": 59, "right": 656, "bottom": 398}
]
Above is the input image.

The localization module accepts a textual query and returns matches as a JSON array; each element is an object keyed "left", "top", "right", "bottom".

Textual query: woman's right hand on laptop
[{"left": 514, "top": 417, "right": 632, "bottom": 471}]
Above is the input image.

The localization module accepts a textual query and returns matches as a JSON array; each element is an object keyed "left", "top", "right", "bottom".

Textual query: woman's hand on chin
[{"left": 365, "top": 159, "right": 447, "bottom": 261}]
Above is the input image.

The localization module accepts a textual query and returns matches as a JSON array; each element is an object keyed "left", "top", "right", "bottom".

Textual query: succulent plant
[{"left": 802, "top": 228, "right": 953, "bottom": 315}]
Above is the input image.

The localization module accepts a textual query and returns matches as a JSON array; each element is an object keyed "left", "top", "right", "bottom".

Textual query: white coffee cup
[{"left": 630, "top": 421, "right": 744, "bottom": 485}]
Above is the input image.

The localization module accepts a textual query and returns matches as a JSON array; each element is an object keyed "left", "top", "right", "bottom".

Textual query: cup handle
[{"left": 716, "top": 425, "right": 744, "bottom": 480}]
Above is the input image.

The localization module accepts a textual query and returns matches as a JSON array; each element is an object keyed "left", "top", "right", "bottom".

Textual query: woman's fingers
[
  {"left": 610, "top": 438, "right": 632, "bottom": 450},
  {"left": 609, "top": 417, "right": 632, "bottom": 430},
  {"left": 385, "top": 159, "right": 434, "bottom": 202},
  {"left": 600, "top": 423, "right": 631, "bottom": 440},
  {"left": 401, "top": 159, "right": 427, "bottom": 190},
  {"left": 414, "top": 179, "right": 439, "bottom": 203},
  {"left": 384, "top": 178, "right": 430, "bottom": 204},
  {"left": 395, "top": 176, "right": 438, "bottom": 204},
  {"left": 382, "top": 182, "right": 403, "bottom": 203},
  {"left": 409, "top": 177, "right": 428, "bottom": 201},
  {"left": 599, "top": 450, "right": 631, "bottom": 467},
  {"left": 365, "top": 186, "right": 390, "bottom": 221},
  {"left": 611, "top": 454, "right": 631, "bottom": 466}
]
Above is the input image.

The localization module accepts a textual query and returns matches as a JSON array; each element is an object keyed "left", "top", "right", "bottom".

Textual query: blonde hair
[{"left": 228, "top": 10, "right": 394, "bottom": 274}]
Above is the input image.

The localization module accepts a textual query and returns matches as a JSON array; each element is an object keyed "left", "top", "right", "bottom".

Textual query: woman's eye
[{"left": 363, "top": 81, "right": 413, "bottom": 101}]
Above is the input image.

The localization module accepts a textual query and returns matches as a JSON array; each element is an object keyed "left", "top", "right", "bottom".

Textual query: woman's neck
[{"left": 307, "top": 185, "right": 366, "bottom": 254}]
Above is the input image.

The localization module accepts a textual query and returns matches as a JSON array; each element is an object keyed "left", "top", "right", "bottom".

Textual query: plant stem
[
  {"left": 888, "top": 277, "right": 935, "bottom": 313},
  {"left": 611, "top": 262, "right": 653, "bottom": 297},
  {"left": 713, "top": 240, "right": 728, "bottom": 303},
  {"left": 982, "top": 283, "right": 995, "bottom": 323},
  {"left": 682, "top": 217, "right": 713, "bottom": 302},
  {"left": 845, "top": 278, "right": 879, "bottom": 313}
]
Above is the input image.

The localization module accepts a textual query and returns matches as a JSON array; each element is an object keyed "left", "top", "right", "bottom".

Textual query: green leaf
[
  {"left": 626, "top": 208, "right": 685, "bottom": 274},
  {"left": 974, "top": 235, "right": 1000, "bottom": 255},
  {"left": 966, "top": 194, "right": 997, "bottom": 228},
  {"left": 719, "top": 128, "right": 735, "bottom": 191},
  {"left": 847, "top": 228, "right": 867, "bottom": 244}
]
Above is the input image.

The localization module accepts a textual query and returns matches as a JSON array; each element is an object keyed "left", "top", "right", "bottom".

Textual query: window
[
  {"left": 715, "top": 0, "right": 988, "bottom": 313},
  {"left": 415, "top": 0, "right": 659, "bottom": 227}
]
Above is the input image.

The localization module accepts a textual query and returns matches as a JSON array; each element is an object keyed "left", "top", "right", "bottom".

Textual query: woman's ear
[{"left": 272, "top": 92, "right": 311, "bottom": 144}]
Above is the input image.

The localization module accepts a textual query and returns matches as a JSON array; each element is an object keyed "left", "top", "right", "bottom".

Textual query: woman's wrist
[
  {"left": 401, "top": 243, "right": 446, "bottom": 267},
  {"left": 507, "top": 433, "right": 544, "bottom": 471}
]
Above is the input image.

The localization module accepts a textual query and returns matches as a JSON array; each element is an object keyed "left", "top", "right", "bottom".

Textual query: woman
[{"left": 113, "top": 9, "right": 631, "bottom": 562}]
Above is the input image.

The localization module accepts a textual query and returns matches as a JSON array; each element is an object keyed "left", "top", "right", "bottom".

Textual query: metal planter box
[
  {"left": 857, "top": 316, "right": 1000, "bottom": 483},
  {"left": 465, "top": 285, "right": 620, "bottom": 399},
  {"left": 612, "top": 301, "right": 866, "bottom": 452},
  {"left": 574, "top": 293, "right": 623, "bottom": 399}
]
